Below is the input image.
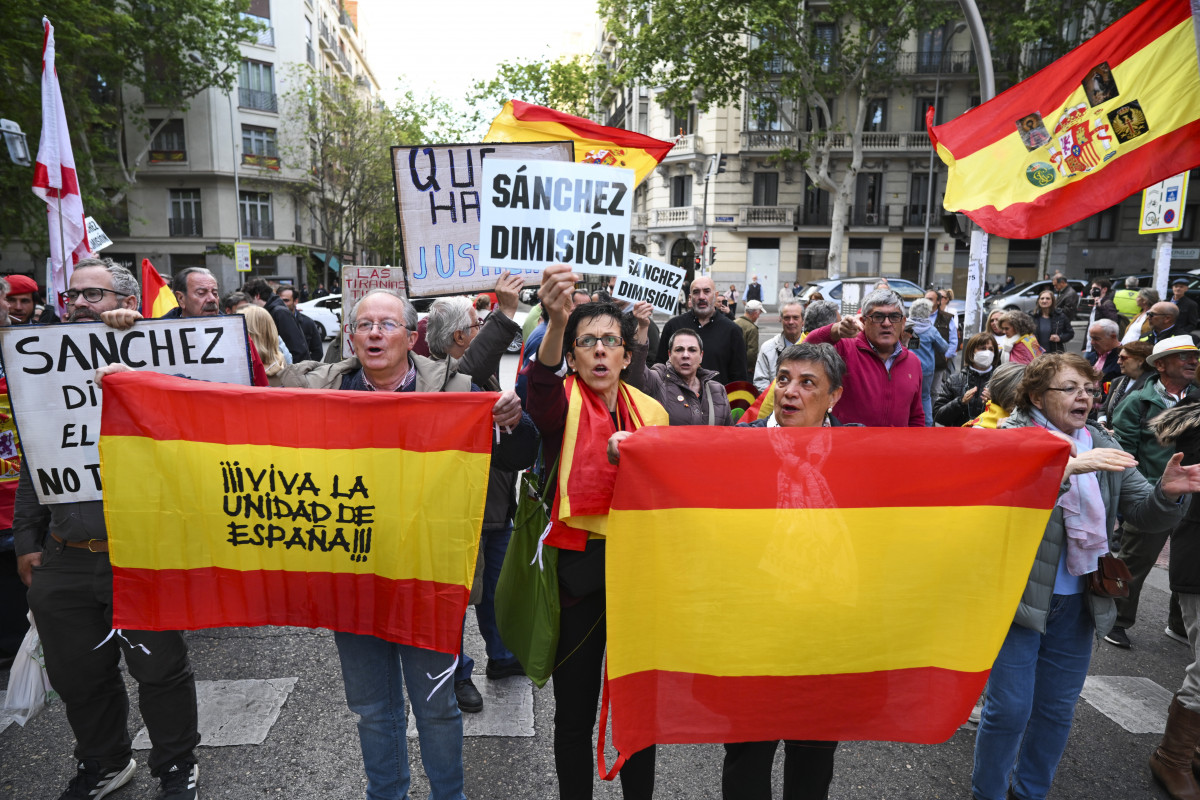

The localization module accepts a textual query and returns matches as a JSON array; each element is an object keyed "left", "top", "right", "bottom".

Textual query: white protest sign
[
  {"left": 394, "top": 141, "right": 574, "bottom": 297},
  {"left": 84, "top": 217, "right": 113, "bottom": 252},
  {"left": 612, "top": 254, "right": 685, "bottom": 315},
  {"left": 479, "top": 158, "right": 634, "bottom": 278},
  {"left": 1, "top": 317, "right": 254, "bottom": 504},
  {"left": 340, "top": 267, "right": 408, "bottom": 354}
]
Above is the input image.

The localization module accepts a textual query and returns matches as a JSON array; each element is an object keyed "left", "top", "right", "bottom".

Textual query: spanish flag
[
  {"left": 601, "top": 426, "right": 1068, "bottom": 765},
  {"left": 930, "top": 0, "right": 1200, "bottom": 239},
  {"left": 98, "top": 372, "right": 494, "bottom": 653},
  {"left": 485, "top": 100, "right": 675, "bottom": 187},
  {"left": 141, "top": 258, "right": 178, "bottom": 318}
]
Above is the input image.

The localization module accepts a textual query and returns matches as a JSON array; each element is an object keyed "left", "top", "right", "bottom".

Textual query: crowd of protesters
[{"left": 8, "top": 258, "right": 1200, "bottom": 800}]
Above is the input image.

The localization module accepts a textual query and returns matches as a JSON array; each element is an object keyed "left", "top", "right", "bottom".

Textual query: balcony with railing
[
  {"left": 169, "top": 218, "right": 203, "bottom": 237},
  {"left": 893, "top": 49, "right": 974, "bottom": 75},
  {"left": 334, "top": 46, "right": 352, "bottom": 76},
  {"left": 149, "top": 149, "right": 187, "bottom": 164},
  {"left": 741, "top": 131, "right": 798, "bottom": 152},
  {"left": 647, "top": 206, "right": 703, "bottom": 228},
  {"left": 318, "top": 19, "right": 337, "bottom": 54},
  {"left": 242, "top": 153, "right": 280, "bottom": 170},
  {"left": 799, "top": 207, "right": 832, "bottom": 227},
  {"left": 739, "top": 206, "right": 795, "bottom": 227},
  {"left": 239, "top": 88, "right": 277, "bottom": 113},
  {"left": 307, "top": 43, "right": 316, "bottom": 66},
  {"left": 241, "top": 14, "right": 274, "bottom": 47},
  {"left": 632, "top": 211, "right": 650, "bottom": 232},
  {"left": 741, "top": 130, "right": 931, "bottom": 153},
  {"left": 339, "top": 8, "right": 356, "bottom": 31},
  {"left": 242, "top": 219, "right": 274, "bottom": 239},
  {"left": 666, "top": 134, "right": 703, "bottom": 159}
]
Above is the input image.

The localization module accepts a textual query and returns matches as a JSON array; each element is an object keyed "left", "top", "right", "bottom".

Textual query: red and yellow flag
[
  {"left": 141, "top": 258, "right": 178, "bottom": 318},
  {"left": 485, "top": 100, "right": 675, "bottom": 187},
  {"left": 601, "top": 426, "right": 1068, "bottom": 766},
  {"left": 930, "top": 0, "right": 1200, "bottom": 239},
  {"left": 98, "top": 372, "right": 494, "bottom": 654}
]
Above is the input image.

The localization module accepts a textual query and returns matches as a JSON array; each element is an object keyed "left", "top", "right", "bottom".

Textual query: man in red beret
[{"left": 4, "top": 275, "right": 40, "bottom": 324}]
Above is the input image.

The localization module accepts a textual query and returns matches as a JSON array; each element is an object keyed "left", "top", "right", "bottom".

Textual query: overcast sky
[{"left": 357, "top": 0, "right": 602, "bottom": 109}]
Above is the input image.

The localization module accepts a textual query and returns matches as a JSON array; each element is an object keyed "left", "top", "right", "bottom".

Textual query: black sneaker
[
  {"left": 485, "top": 659, "right": 526, "bottom": 680},
  {"left": 1104, "top": 626, "right": 1132, "bottom": 648},
  {"left": 455, "top": 678, "right": 483, "bottom": 713},
  {"left": 58, "top": 758, "right": 136, "bottom": 800},
  {"left": 156, "top": 762, "right": 197, "bottom": 800}
]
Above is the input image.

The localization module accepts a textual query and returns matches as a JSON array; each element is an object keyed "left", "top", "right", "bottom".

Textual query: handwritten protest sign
[
  {"left": 0, "top": 317, "right": 253, "bottom": 504},
  {"left": 612, "top": 254, "right": 685, "bottom": 315},
  {"left": 394, "top": 141, "right": 573, "bottom": 297},
  {"left": 479, "top": 158, "right": 634, "bottom": 278},
  {"left": 340, "top": 267, "right": 408, "bottom": 354}
]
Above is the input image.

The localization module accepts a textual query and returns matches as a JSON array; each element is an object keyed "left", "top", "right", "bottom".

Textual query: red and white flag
[{"left": 31, "top": 16, "right": 91, "bottom": 317}]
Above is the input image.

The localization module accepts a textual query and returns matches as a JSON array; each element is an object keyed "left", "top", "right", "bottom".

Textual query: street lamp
[
  {"left": 0, "top": 119, "right": 31, "bottom": 166},
  {"left": 920, "top": 22, "right": 968, "bottom": 289}
]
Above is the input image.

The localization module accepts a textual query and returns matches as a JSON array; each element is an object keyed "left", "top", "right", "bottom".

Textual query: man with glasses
[
  {"left": 14, "top": 258, "right": 203, "bottom": 799},
  {"left": 657, "top": 275, "right": 749, "bottom": 383},
  {"left": 1107, "top": 335, "right": 1200, "bottom": 649},
  {"left": 1086, "top": 319, "right": 1123, "bottom": 387},
  {"left": 1144, "top": 301, "right": 1183, "bottom": 346},
  {"left": 805, "top": 288, "right": 925, "bottom": 427}
]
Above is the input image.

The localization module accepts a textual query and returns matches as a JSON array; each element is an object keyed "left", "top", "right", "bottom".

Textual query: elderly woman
[
  {"left": 905, "top": 298, "right": 950, "bottom": 426},
  {"left": 1098, "top": 340, "right": 1154, "bottom": 425},
  {"left": 1030, "top": 289, "right": 1074, "bottom": 353},
  {"left": 973, "top": 353, "right": 1200, "bottom": 800},
  {"left": 626, "top": 303, "right": 732, "bottom": 426},
  {"left": 934, "top": 332, "right": 999, "bottom": 427},
  {"left": 526, "top": 263, "right": 668, "bottom": 799},
  {"left": 965, "top": 363, "right": 1027, "bottom": 429},
  {"left": 987, "top": 309, "right": 1008, "bottom": 342},
  {"left": 998, "top": 311, "right": 1044, "bottom": 364},
  {"left": 1122, "top": 288, "right": 1160, "bottom": 345}
]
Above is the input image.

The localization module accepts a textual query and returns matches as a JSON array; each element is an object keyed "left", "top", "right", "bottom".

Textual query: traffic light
[
  {"left": 717, "top": 153, "right": 728, "bottom": 174},
  {"left": 709, "top": 246, "right": 717, "bottom": 263},
  {"left": 695, "top": 255, "right": 701, "bottom": 268}
]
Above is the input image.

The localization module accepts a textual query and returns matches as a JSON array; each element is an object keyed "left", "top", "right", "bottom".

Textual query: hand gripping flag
[
  {"left": 929, "top": 0, "right": 1200, "bottom": 239},
  {"left": 486, "top": 100, "right": 675, "bottom": 187},
  {"left": 32, "top": 17, "right": 92, "bottom": 316},
  {"left": 141, "top": 259, "right": 178, "bottom": 318},
  {"left": 599, "top": 426, "right": 1069, "bottom": 774},
  {"left": 98, "top": 372, "right": 495, "bottom": 653}
]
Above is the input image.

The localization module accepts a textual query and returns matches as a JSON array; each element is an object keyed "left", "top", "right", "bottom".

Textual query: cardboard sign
[
  {"left": 479, "top": 158, "right": 634, "bottom": 278},
  {"left": 340, "top": 267, "right": 408, "bottom": 354},
  {"left": 612, "top": 254, "right": 685, "bottom": 315},
  {"left": 394, "top": 141, "right": 574, "bottom": 297},
  {"left": 84, "top": 217, "right": 113, "bottom": 252},
  {"left": 235, "top": 242, "right": 252, "bottom": 273},
  {"left": 0, "top": 317, "right": 254, "bottom": 504},
  {"left": 1140, "top": 172, "right": 1190, "bottom": 234}
]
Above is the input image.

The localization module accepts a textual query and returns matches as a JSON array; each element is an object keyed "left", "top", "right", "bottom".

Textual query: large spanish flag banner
[
  {"left": 98, "top": 372, "right": 494, "bottom": 654},
  {"left": 486, "top": 100, "right": 675, "bottom": 187},
  {"left": 601, "top": 426, "right": 1069, "bottom": 768},
  {"left": 929, "top": 0, "right": 1200, "bottom": 239},
  {"left": 140, "top": 258, "right": 178, "bottom": 319}
]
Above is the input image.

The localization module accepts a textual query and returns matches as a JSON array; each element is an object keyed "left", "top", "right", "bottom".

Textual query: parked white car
[{"left": 296, "top": 294, "right": 342, "bottom": 341}]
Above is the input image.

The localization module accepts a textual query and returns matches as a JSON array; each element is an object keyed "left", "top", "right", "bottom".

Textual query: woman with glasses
[
  {"left": 525, "top": 263, "right": 668, "bottom": 799},
  {"left": 1098, "top": 341, "right": 1153, "bottom": 426},
  {"left": 1029, "top": 289, "right": 1074, "bottom": 354},
  {"left": 973, "top": 353, "right": 1200, "bottom": 800}
]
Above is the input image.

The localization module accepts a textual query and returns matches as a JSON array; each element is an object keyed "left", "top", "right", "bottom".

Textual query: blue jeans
[
  {"left": 921, "top": 370, "right": 935, "bottom": 427},
  {"left": 334, "top": 632, "right": 465, "bottom": 800},
  {"left": 972, "top": 593, "right": 1094, "bottom": 800},
  {"left": 455, "top": 523, "right": 518, "bottom": 681}
]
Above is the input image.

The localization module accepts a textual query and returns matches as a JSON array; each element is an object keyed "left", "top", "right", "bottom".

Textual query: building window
[
  {"left": 239, "top": 191, "right": 274, "bottom": 239},
  {"left": 914, "top": 97, "right": 941, "bottom": 130},
  {"left": 671, "top": 105, "right": 696, "bottom": 137},
  {"left": 747, "top": 93, "right": 783, "bottom": 132},
  {"left": 239, "top": 60, "right": 277, "bottom": 112},
  {"left": 1179, "top": 205, "right": 1198, "bottom": 241},
  {"left": 814, "top": 23, "right": 836, "bottom": 72},
  {"left": 855, "top": 172, "right": 883, "bottom": 224},
  {"left": 670, "top": 175, "right": 692, "bottom": 207},
  {"left": 168, "top": 189, "right": 202, "bottom": 237},
  {"left": 866, "top": 100, "right": 887, "bottom": 132},
  {"left": 908, "top": 173, "right": 938, "bottom": 225},
  {"left": 242, "top": 125, "right": 280, "bottom": 169},
  {"left": 803, "top": 177, "right": 830, "bottom": 225},
  {"left": 806, "top": 102, "right": 831, "bottom": 131},
  {"left": 752, "top": 173, "right": 778, "bottom": 206},
  {"left": 1087, "top": 206, "right": 1118, "bottom": 241},
  {"left": 148, "top": 119, "right": 186, "bottom": 163}
]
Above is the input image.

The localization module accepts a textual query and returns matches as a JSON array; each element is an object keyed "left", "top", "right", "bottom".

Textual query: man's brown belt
[{"left": 50, "top": 534, "right": 108, "bottom": 553}]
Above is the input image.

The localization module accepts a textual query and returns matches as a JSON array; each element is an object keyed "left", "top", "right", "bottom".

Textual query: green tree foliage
[
  {"left": 600, "top": 0, "right": 953, "bottom": 276},
  {"left": 0, "top": 0, "right": 260, "bottom": 254},
  {"left": 465, "top": 56, "right": 598, "bottom": 130},
  {"left": 985, "top": 0, "right": 1142, "bottom": 83}
]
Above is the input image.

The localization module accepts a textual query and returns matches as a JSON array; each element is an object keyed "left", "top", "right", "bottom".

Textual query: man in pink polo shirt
[{"left": 804, "top": 288, "right": 924, "bottom": 426}]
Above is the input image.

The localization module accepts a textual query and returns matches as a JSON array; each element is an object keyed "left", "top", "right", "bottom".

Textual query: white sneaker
[{"left": 1166, "top": 626, "right": 1190, "bottom": 646}]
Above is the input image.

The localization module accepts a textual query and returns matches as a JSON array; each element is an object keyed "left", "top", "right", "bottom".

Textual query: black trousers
[
  {"left": 0, "top": 548, "right": 30, "bottom": 656},
  {"left": 722, "top": 740, "right": 838, "bottom": 800},
  {"left": 552, "top": 586, "right": 655, "bottom": 799},
  {"left": 26, "top": 540, "right": 199, "bottom": 775}
]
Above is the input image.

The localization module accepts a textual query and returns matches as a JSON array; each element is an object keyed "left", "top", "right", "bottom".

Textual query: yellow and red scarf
[{"left": 547, "top": 375, "right": 667, "bottom": 551}]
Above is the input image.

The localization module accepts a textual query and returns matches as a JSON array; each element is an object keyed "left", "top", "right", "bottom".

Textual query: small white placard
[{"left": 612, "top": 254, "right": 685, "bottom": 315}]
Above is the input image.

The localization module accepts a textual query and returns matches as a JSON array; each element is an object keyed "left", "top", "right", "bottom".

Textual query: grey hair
[
  {"left": 1125, "top": 276, "right": 1139, "bottom": 288},
  {"left": 987, "top": 362, "right": 1026, "bottom": 412},
  {"left": 779, "top": 300, "right": 804, "bottom": 316},
  {"left": 347, "top": 289, "right": 417, "bottom": 331},
  {"left": 1002, "top": 310, "right": 1036, "bottom": 335},
  {"left": 73, "top": 257, "right": 140, "bottom": 305},
  {"left": 1089, "top": 318, "right": 1119, "bottom": 338},
  {"left": 170, "top": 267, "right": 216, "bottom": 295},
  {"left": 777, "top": 342, "right": 847, "bottom": 391},
  {"left": 0, "top": 277, "right": 9, "bottom": 298},
  {"left": 425, "top": 296, "right": 475, "bottom": 358},
  {"left": 803, "top": 300, "right": 839, "bottom": 332},
  {"left": 907, "top": 298, "right": 934, "bottom": 321},
  {"left": 860, "top": 288, "right": 905, "bottom": 317},
  {"left": 1137, "top": 288, "right": 1160, "bottom": 306}
]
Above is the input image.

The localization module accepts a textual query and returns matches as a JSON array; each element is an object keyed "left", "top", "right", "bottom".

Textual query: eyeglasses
[
  {"left": 864, "top": 312, "right": 904, "bottom": 324},
  {"left": 1046, "top": 385, "right": 1103, "bottom": 400},
  {"left": 64, "top": 287, "right": 132, "bottom": 303},
  {"left": 350, "top": 319, "right": 407, "bottom": 335},
  {"left": 1144, "top": 312, "right": 1163, "bottom": 318},
  {"left": 574, "top": 334, "right": 624, "bottom": 349}
]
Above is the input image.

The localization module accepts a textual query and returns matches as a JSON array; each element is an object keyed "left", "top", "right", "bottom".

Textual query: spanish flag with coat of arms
[{"left": 930, "top": 0, "right": 1200, "bottom": 239}]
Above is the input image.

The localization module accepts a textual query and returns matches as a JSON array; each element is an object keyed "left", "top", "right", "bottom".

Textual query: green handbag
[{"left": 494, "top": 460, "right": 560, "bottom": 688}]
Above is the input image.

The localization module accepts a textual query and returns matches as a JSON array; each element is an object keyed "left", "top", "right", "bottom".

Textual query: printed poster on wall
[{"left": 393, "top": 141, "right": 573, "bottom": 298}]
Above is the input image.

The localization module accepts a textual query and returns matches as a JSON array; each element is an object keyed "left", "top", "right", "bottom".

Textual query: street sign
[
  {"left": 1173, "top": 248, "right": 1200, "bottom": 260},
  {"left": 1139, "top": 172, "right": 1189, "bottom": 234},
  {"left": 234, "top": 242, "right": 251, "bottom": 273}
]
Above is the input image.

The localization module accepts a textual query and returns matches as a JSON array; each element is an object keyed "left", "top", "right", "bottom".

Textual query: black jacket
[
  {"left": 932, "top": 367, "right": 993, "bottom": 427},
  {"left": 294, "top": 310, "right": 325, "bottom": 361},
  {"left": 1148, "top": 399, "right": 1200, "bottom": 593},
  {"left": 1028, "top": 310, "right": 1073, "bottom": 353},
  {"left": 657, "top": 311, "right": 749, "bottom": 384},
  {"left": 265, "top": 295, "right": 310, "bottom": 363},
  {"left": 1086, "top": 348, "right": 1122, "bottom": 386},
  {"left": 1175, "top": 296, "right": 1200, "bottom": 333}
]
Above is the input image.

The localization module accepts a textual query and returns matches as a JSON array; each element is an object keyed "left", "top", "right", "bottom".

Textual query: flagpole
[
  {"left": 958, "top": 0, "right": 995, "bottom": 337},
  {"left": 56, "top": 192, "right": 67, "bottom": 309}
]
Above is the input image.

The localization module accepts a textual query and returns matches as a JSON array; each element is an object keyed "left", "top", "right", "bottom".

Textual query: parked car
[
  {"left": 798, "top": 277, "right": 928, "bottom": 310},
  {"left": 982, "top": 279, "right": 1087, "bottom": 317},
  {"left": 296, "top": 294, "right": 342, "bottom": 341}
]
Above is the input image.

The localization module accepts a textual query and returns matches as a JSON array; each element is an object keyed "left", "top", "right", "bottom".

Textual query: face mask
[{"left": 973, "top": 350, "right": 995, "bottom": 370}]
